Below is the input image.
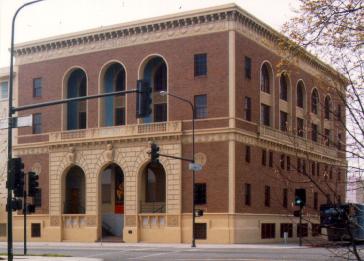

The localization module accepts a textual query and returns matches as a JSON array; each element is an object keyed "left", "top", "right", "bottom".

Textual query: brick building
[{"left": 0, "top": 4, "right": 346, "bottom": 243}]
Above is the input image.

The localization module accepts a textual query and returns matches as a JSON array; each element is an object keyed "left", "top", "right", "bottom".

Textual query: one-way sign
[
  {"left": 189, "top": 163, "right": 203, "bottom": 172},
  {"left": 0, "top": 115, "right": 33, "bottom": 129}
]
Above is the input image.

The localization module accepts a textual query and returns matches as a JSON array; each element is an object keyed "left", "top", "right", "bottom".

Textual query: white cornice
[{"left": 13, "top": 3, "right": 346, "bottom": 85}]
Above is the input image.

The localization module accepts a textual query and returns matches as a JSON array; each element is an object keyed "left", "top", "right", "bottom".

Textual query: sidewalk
[
  {"left": 0, "top": 257, "right": 102, "bottom": 261},
  {"left": 0, "top": 241, "right": 309, "bottom": 249}
]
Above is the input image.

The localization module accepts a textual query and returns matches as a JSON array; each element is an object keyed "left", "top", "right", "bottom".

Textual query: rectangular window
[
  {"left": 311, "top": 123, "right": 318, "bottom": 142},
  {"left": 0, "top": 223, "right": 6, "bottom": 237},
  {"left": 194, "top": 183, "right": 206, "bottom": 205},
  {"left": 317, "top": 163, "right": 320, "bottom": 176},
  {"left": 287, "top": 156, "right": 291, "bottom": 171},
  {"left": 244, "top": 183, "right": 251, "bottom": 206},
  {"left": 244, "top": 96, "right": 252, "bottom": 121},
  {"left": 34, "top": 189, "right": 42, "bottom": 207},
  {"left": 31, "top": 223, "right": 41, "bottom": 238},
  {"left": 280, "top": 154, "right": 285, "bottom": 169},
  {"left": 261, "top": 223, "right": 275, "bottom": 239},
  {"left": 312, "top": 224, "right": 321, "bottom": 237},
  {"left": 265, "top": 185, "right": 271, "bottom": 207},
  {"left": 297, "top": 117, "right": 304, "bottom": 137},
  {"left": 32, "top": 113, "right": 42, "bottom": 134},
  {"left": 280, "top": 223, "right": 293, "bottom": 238},
  {"left": 329, "top": 167, "right": 333, "bottom": 179},
  {"left": 262, "top": 149, "right": 267, "bottom": 166},
  {"left": 283, "top": 188, "right": 288, "bottom": 208},
  {"left": 336, "top": 105, "right": 342, "bottom": 121},
  {"left": 261, "top": 104, "right": 271, "bottom": 126},
  {"left": 244, "top": 56, "right": 252, "bottom": 79},
  {"left": 297, "top": 158, "right": 301, "bottom": 173},
  {"left": 302, "top": 160, "right": 306, "bottom": 174},
  {"left": 194, "top": 53, "right": 207, "bottom": 77},
  {"left": 115, "top": 107, "right": 125, "bottom": 126},
  {"left": 324, "top": 128, "right": 330, "bottom": 146},
  {"left": 337, "top": 171, "right": 341, "bottom": 181},
  {"left": 311, "top": 162, "right": 316, "bottom": 176},
  {"left": 33, "top": 78, "right": 42, "bottom": 97},
  {"left": 280, "top": 111, "right": 288, "bottom": 131},
  {"left": 194, "top": 95, "right": 207, "bottom": 119},
  {"left": 337, "top": 133, "right": 342, "bottom": 150},
  {"left": 245, "top": 145, "right": 251, "bottom": 163},
  {"left": 79, "top": 111, "right": 86, "bottom": 129},
  {"left": 154, "top": 103, "right": 167, "bottom": 122},
  {"left": 269, "top": 151, "right": 273, "bottom": 167},
  {"left": 194, "top": 223, "right": 207, "bottom": 239},
  {"left": 0, "top": 81, "right": 8, "bottom": 99},
  {"left": 297, "top": 224, "right": 308, "bottom": 237},
  {"left": 314, "top": 192, "right": 318, "bottom": 210}
]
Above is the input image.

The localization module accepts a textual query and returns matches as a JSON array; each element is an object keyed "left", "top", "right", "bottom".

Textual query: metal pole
[
  {"left": 7, "top": 2, "right": 45, "bottom": 260},
  {"left": 191, "top": 106, "right": 196, "bottom": 248},
  {"left": 23, "top": 173, "right": 27, "bottom": 255},
  {"left": 299, "top": 205, "right": 302, "bottom": 246},
  {"left": 159, "top": 92, "right": 196, "bottom": 247}
]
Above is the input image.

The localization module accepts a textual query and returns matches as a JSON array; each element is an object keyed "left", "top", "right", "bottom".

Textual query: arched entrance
[
  {"left": 63, "top": 166, "right": 86, "bottom": 214},
  {"left": 99, "top": 164, "right": 124, "bottom": 241}
]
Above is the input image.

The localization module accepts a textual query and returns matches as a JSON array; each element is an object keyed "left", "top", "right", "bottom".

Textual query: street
[{"left": 1, "top": 242, "right": 361, "bottom": 261}]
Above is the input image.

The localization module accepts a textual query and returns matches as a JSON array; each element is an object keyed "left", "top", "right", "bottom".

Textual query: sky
[{"left": 0, "top": 0, "right": 299, "bottom": 68}]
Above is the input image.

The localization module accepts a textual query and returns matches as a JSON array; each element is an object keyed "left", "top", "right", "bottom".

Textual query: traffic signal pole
[
  {"left": 23, "top": 173, "right": 27, "bottom": 255},
  {"left": 299, "top": 205, "right": 302, "bottom": 247}
]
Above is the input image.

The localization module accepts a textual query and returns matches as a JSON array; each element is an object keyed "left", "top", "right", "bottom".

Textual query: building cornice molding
[{"left": 13, "top": 4, "right": 345, "bottom": 84}]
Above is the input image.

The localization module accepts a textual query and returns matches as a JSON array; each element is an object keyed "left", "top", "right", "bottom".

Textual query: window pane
[
  {"left": 260, "top": 64, "right": 270, "bottom": 93},
  {"left": 245, "top": 56, "right": 251, "bottom": 79},
  {"left": 115, "top": 107, "right": 125, "bottom": 126},
  {"left": 297, "top": 82, "right": 304, "bottom": 108},
  {"left": 261, "top": 104, "right": 270, "bottom": 126},
  {"left": 194, "top": 53, "right": 207, "bottom": 76},
  {"left": 194, "top": 95, "right": 207, "bottom": 119},
  {"left": 297, "top": 118, "right": 304, "bottom": 137},
  {"left": 0, "top": 81, "right": 8, "bottom": 99},
  {"left": 280, "top": 74, "right": 288, "bottom": 101},
  {"left": 244, "top": 183, "right": 251, "bottom": 206},
  {"left": 154, "top": 103, "right": 167, "bottom": 122},
  {"left": 33, "top": 78, "right": 42, "bottom": 97},
  {"left": 194, "top": 183, "right": 206, "bottom": 205},
  {"left": 311, "top": 123, "right": 318, "bottom": 142},
  {"left": 32, "top": 113, "right": 42, "bottom": 134},
  {"left": 280, "top": 111, "right": 288, "bottom": 131},
  {"left": 244, "top": 97, "right": 252, "bottom": 121}
]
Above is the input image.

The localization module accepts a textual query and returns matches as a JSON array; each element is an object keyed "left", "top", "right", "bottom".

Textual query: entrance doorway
[{"left": 100, "top": 164, "right": 124, "bottom": 241}]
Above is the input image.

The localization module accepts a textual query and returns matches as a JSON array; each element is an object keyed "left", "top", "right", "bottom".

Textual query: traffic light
[
  {"left": 27, "top": 204, "right": 36, "bottom": 214},
  {"left": 136, "top": 80, "right": 152, "bottom": 118},
  {"left": 28, "top": 171, "right": 39, "bottom": 197},
  {"left": 195, "top": 209, "right": 204, "bottom": 217},
  {"left": 295, "top": 188, "right": 306, "bottom": 207},
  {"left": 12, "top": 158, "right": 25, "bottom": 197},
  {"left": 6, "top": 198, "right": 22, "bottom": 212},
  {"left": 150, "top": 143, "right": 160, "bottom": 164}
]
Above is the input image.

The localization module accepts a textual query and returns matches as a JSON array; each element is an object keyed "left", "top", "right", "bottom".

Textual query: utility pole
[{"left": 23, "top": 173, "right": 27, "bottom": 255}]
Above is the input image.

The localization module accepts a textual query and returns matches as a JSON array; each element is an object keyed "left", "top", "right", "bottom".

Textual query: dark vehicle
[{"left": 320, "top": 203, "right": 364, "bottom": 242}]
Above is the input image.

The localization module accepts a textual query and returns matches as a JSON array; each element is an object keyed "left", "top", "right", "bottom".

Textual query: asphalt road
[{"left": 1, "top": 244, "right": 362, "bottom": 261}]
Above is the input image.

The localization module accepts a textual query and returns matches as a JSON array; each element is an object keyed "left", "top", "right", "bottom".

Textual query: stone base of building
[{"left": 0, "top": 213, "right": 321, "bottom": 244}]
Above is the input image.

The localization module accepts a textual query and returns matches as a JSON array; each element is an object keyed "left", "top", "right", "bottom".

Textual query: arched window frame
[
  {"left": 296, "top": 81, "right": 306, "bottom": 109},
  {"left": 260, "top": 63, "right": 271, "bottom": 93},
  {"left": 324, "top": 95, "right": 332, "bottom": 120},
  {"left": 311, "top": 89, "right": 319, "bottom": 114},
  {"left": 280, "top": 73, "right": 289, "bottom": 101}
]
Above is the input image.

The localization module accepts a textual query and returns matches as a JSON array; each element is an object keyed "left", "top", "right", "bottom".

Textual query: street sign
[
  {"left": 189, "top": 163, "right": 202, "bottom": 172},
  {"left": 0, "top": 115, "right": 33, "bottom": 130}
]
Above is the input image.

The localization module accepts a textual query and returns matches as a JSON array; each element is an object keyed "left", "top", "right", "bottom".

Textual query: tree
[{"left": 280, "top": 0, "right": 363, "bottom": 260}]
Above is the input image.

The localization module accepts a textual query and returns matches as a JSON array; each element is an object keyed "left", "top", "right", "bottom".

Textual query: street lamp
[
  {"left": 7, "top": 1, "right": 45, "bottom": 260},
  {"left": 159, "top": 90, "right": 196, "bottom": 247}
]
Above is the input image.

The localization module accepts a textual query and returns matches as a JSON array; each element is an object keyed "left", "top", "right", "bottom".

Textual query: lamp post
[
  {"left": 7, "top": 1, "right": 45, "bottom": 260},
  {"left": 160, "top": 90, "right": 196, "bottom": 247}
]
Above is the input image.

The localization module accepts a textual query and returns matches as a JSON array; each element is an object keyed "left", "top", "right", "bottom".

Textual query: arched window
[
  {"left": 311, "top": 89, "right": 319, "bottom": 114},
  {"left": 141, "top": 56, "right": 168, "bottom": 123},
  {"left": 101, "top": 63, "right": 126, "bottom": 126},
  {"left": 67, "top": 69, "right": 87, "bottom": 130},
  {"left": 296, "top": 81, "right": 305, "bottom": 108},
  {"left": 324, "top": 96, "right": 332, "bottom": 120},
  {"left": 140, "top": 162, "right": 166, "bottom": 213},
  {"left": 260, "top": 63, "right": 270, "bottom": 93},
  {"left": 280, "top": 73, "right": 288, "bottom": 101},
  {"left": 64, "top": 166, "right": 86, "bottom": 214}
]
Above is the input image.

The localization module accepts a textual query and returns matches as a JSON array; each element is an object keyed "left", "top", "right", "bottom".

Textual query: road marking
[
  {"left": 128, "top": 250, "right": 185, "bottom": 260},
  {"left": 85, "top": 248, "right": 159, "bottom": 258}
]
